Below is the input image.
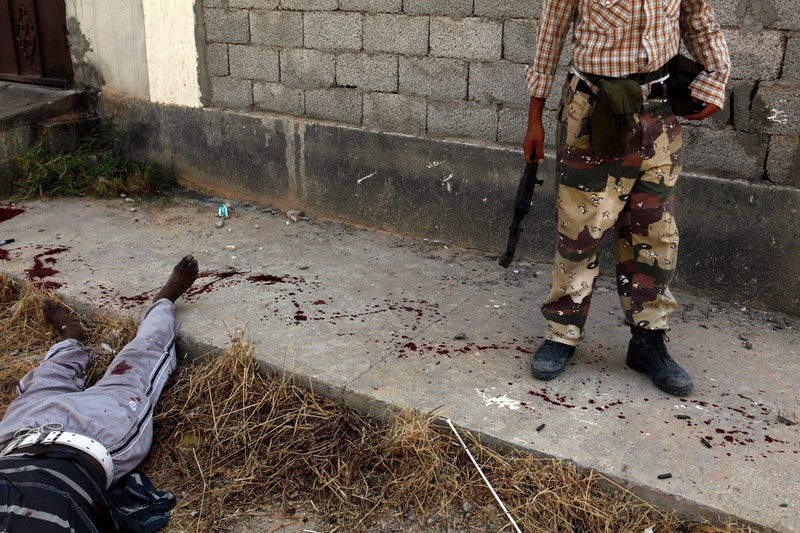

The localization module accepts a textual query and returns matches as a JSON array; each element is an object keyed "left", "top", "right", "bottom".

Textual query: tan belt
[{"left": 1, "top": 427, "right": 114, "bottom": 488}]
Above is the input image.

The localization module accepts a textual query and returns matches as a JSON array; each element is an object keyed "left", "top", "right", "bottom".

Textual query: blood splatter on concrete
[
  {"left": 0, "top": 205, "right": 25, "bottom": 223},
  {"left": 182, "top": 269, "right": 306, "bottom": 300},
  {"left": 119, "top": 292, "right": 152, "bottom": 308},
  {"left": 186, "top": 269, "right": 249, "bottom": 297},
  {"left": 25, "top": 247, "right": 70, "bottom": 289}
]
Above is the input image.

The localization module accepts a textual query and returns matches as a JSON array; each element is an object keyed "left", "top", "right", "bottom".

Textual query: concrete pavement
[{"left": 1, "top": 194, "right": 798, "bottom": 531}]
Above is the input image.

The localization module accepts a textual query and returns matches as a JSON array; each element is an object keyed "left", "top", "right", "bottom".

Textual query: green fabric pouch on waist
[{"left": 590, "top": 78, "right": 643, "bottom": 158}]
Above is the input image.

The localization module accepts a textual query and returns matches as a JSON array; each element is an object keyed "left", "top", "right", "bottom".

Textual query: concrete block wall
[{"left": 201, "top": 0, "right": 799, "bottom": 188}]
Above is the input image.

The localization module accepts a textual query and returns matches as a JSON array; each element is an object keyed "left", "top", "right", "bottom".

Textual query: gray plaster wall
[
  {"left": 65, "top": 0, "right": 149, "bottom": 97},
  {"left": 199, "top": 0, "right": 800, "bottom": 187}
]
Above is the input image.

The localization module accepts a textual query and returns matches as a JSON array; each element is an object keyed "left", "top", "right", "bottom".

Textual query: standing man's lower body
[{"left": 531, "top": 74, "right": 694, "bottom": 395}]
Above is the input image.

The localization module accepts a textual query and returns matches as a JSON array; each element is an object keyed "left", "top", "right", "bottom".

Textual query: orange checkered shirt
[{"left": 525, "top": 0, "right": 731, "bottom": 109}]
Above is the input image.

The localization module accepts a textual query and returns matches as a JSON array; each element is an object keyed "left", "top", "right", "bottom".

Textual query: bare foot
[
  {"left": 42, "top": 299, "right": 88, "bottom": 342},
  {"left": 152, "top": 255, "right": 199, "bottom": 303}
]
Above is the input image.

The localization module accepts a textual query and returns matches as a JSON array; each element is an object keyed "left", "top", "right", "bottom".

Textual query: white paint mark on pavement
[
  {"left": 443, "top": 173, "right": 454, "bottom": 192},
  {"left": 477, "top": 388, "right": 522, "bottom": 410},
  {"left": 357, "top": 172, "right": 376, "bottom": 185}
]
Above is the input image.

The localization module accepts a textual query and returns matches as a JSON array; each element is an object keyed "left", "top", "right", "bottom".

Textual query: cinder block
[
  {"left": 783, "top": 36, "right": 800, "bottom": 81},
  {"left": 707, "top": 0, "right": 738, "bottom": 27},
  {"left": 681, "top": 127, "right": 766, "bottom": 180},
  {"left": 752, "top": 81, "right": 800, "bottom": 136},
  {"left": 363, "top": 14, "right": 429, "bottom": 55},
  {"left": 203, "top": 0, "right": 223, "bottom": 8},
  {"left": 470, "top": 61, "right": 528, "bottom": 107},
  {"left": 403, "top": 0, "right": 472, "bottom": 16},
  {"left": 253, "top": 82, "right": 305, "bottom": 115},
  {"left": 280, "top": 48, "right": 336, "bottom": 88},
  {"left": 339, "top": 0, "right": 401, "bottom": 12},
  {"left": 725, "top": 29, "right": 784, "bottom": 80},
  {"left": 206, "top": 43, "right": 230, "bottom": 76},
  {"left": 427, "top": 99, "right": 498, "bottom": 141},
  {"left": 773, "top": 0, "right": 800, "bottom": 30},
  {"left": 337, "top": 53, "right": 398, "bottom": 92},
  {"left": 474, "top": 0, "right": 539, "bottom": 19},
  {"left": 205, "top": 9, "right": 250, "bottom": 44},
  {"left": 305, "top": 88, "right": 363, "bottom": 124},
  {"left": 211, "top": 76, "right": 253, "bottom": 108},
  {"left": 497, "top": 105, "right": 559, "bottom": 147},
  {"left": 280, "top": 0, "right": 336, "bottom": 10},
  {"left": 363, "top": 92, "right": 426, "bottom": 133},
  {"left": 305, "top": 11, "right": 363, "bottom": 51},
  {"left": 497, "top": 105, "right": 527, "bottom": 145},
  {"left": 430, "top": 17, "right": 502, "bottom": 61},
  {"left": 766, "top": 135, "right": 800, "bottom": 187},
  {"left": 229, "top": 45, "right": 280, "bottom": 81},
  {"left": 503, "top": 19, "right": 535, "bottom": 64},
  {"left": 399, "top": 56, "right": 467, "bottom": 99},
  {"left": 230, "top": 0, "right": 280, "bottom": 8},
  {"left": 251, "top": 10, "right": 303, "bottom": 47}
]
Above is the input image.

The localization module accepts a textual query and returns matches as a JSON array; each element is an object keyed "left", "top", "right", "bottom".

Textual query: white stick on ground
[{"left": 446, "top": 418, "right": 522, "bottom": 533}]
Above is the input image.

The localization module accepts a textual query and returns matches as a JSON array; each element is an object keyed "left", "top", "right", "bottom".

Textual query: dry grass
[{"left": 0, "top": 275, "right": 760, "bottom": 532}]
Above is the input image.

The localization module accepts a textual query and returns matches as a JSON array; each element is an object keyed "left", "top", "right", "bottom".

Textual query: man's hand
[
  {"left": 682, "top": 99, "right": 720, "bottom": 121},
  {"left": 524, "top": 97, "right": 547, "bottom": 163},
  {"left": 524, "top": 123, "right": 545, "bottom": 164}
]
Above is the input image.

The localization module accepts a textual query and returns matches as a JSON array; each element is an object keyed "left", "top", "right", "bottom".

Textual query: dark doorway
[{"left": 0, "top": 0, "right": 73, "bottom": 87}]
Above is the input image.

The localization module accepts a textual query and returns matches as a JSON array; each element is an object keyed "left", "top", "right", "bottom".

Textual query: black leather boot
[
  {"left": 531, "top": 340, "right": 575, "bottom": 380},
  {"left": 627, "top": 326, "right": 693, "bottom": 395}
]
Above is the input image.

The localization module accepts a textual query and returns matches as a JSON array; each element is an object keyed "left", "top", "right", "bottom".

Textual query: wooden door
[{"left": 0, "top": 0, "right": 73, "bottom": 86}]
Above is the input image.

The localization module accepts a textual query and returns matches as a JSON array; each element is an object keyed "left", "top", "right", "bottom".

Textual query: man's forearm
[
  {"left": 523, "top": 97, "right": 548, "bottom": 163},
  {"left": 527, "top": 97, "right": 546, "bottom": 127}
]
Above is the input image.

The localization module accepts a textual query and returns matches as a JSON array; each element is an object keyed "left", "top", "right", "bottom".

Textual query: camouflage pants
[{"left": 542, "top": 75, "right": 682, "bottom": 346}]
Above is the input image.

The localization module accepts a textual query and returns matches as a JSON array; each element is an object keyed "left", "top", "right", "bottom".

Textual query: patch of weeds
[{"left": 14, "top": 130, "right": 154, "bottom": 199}]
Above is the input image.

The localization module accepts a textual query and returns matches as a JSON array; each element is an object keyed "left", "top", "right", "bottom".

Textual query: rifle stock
[{"left": 498, "top": 161, "right": 543, "bottom": 268}]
